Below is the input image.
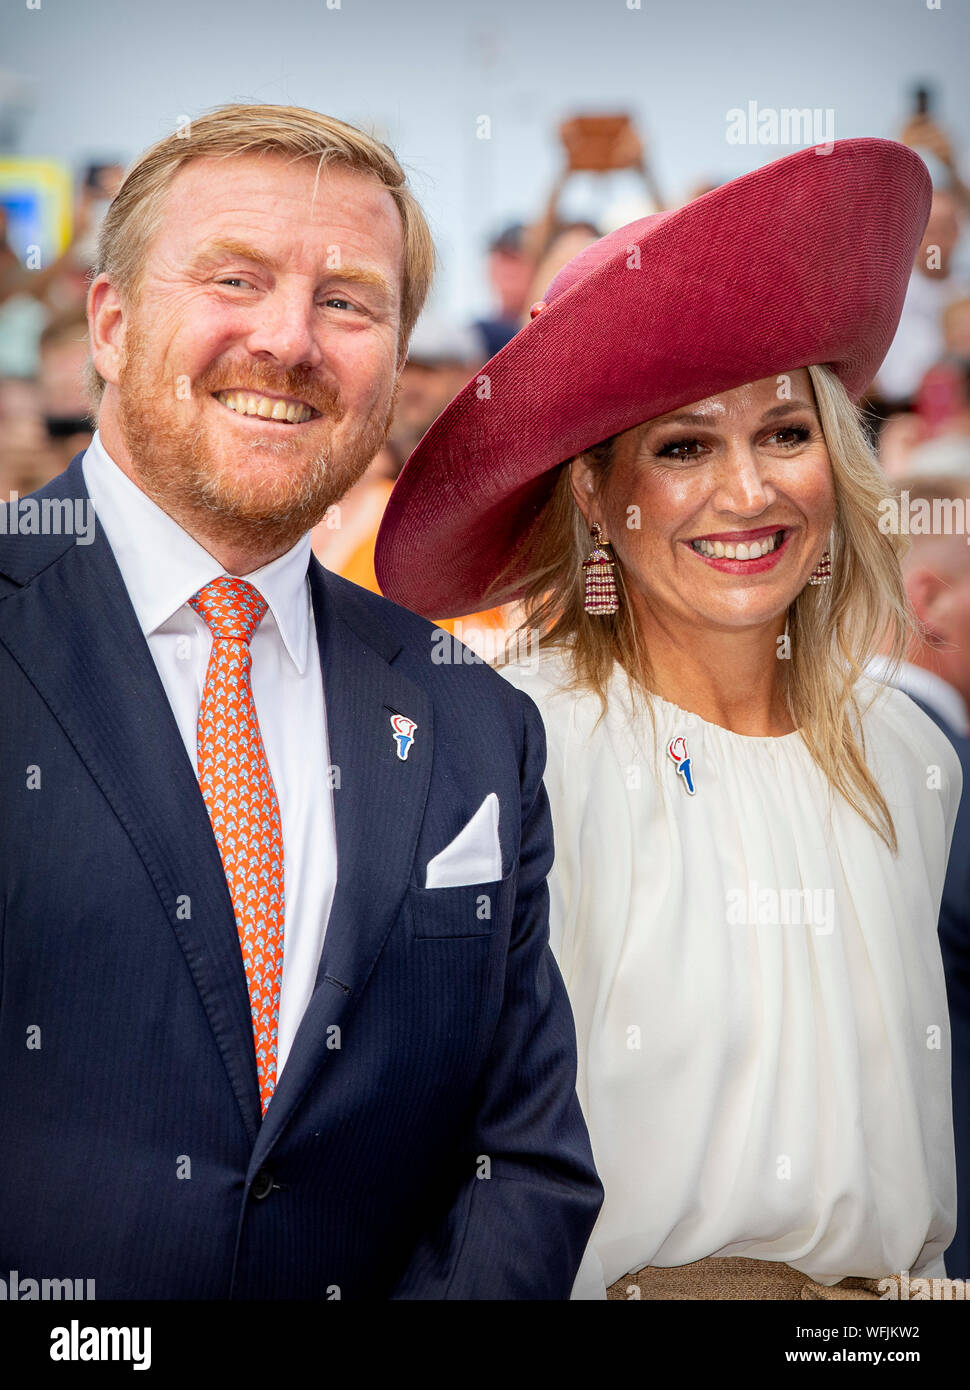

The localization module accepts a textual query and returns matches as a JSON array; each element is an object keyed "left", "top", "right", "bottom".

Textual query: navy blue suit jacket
[
  {"left": 0, "top": 456, "right": 602, "bottom": 1299},
  {"left": 908, "top": 693, "right": 970, "bottom": 1279}
]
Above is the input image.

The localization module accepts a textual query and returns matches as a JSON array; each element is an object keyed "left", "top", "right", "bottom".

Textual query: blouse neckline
[
  {"left": 601, "top": 661, "right": 807, "bottom": 747},
  {"left": 646, "top": 689, "right": 805, "bottom": 745}
]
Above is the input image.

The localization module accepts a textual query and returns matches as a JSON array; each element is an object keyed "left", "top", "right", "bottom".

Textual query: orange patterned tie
[{"left": 190, "top": 576, "right": 285, "bottom": 1114}]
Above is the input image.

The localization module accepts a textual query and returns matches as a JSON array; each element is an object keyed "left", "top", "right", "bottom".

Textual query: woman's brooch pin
[{"left": 667, "top": 736, "right": 695, "bottom": 795}]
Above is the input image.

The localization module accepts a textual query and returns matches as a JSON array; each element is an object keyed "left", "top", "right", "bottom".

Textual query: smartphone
[{"left": 913, "top": 85, "right": 934, "bottom": 118}]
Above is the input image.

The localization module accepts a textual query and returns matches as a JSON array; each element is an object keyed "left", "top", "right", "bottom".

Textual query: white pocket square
[{"left": 424, "top": 792, "right": 502, "bottom": 889}]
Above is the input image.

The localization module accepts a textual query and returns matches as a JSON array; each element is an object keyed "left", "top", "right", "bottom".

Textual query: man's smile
[{"left": 212, "top": 388, "right": 320, "bottom": 425}]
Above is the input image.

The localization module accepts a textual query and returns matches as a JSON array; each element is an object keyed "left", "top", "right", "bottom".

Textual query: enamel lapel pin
[
  {"left": 390, "top": 713, "right": 418, "bottom": 761},
  {"left": 667, "top": 735, "right": 696, "bottom": 795}
]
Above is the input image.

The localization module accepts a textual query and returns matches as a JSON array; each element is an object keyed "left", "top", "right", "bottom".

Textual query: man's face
[
  {"left": 918, "top": 191, "right": 960, "bottom": 279},
  {"left": 92, "top": 153, "right": 404, "bottom": 555},
  {"left": 907, "top": 539, "right": 970, "bottom": 713},
  {"left": 488, "top": 248, "right": 532, "bottom": 319}
]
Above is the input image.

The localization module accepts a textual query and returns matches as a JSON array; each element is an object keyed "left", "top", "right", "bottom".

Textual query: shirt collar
[
  {"left": 866, "top": 654, "right": 970, "bottom": 736},
  {"left": 82, "top": 430, "right": 312, "bottom": 674}
]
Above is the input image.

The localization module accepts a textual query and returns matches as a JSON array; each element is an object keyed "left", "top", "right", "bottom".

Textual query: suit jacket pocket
[{"left": 406, "top": 868, "right": 517, "bottom": 940}]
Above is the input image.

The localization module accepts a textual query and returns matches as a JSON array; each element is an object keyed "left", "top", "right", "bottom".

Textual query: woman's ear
[{"left": 569, "top": 454, "right": 598, "bottom": 528}]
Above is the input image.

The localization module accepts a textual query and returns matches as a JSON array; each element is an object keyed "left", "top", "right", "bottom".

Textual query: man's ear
[
  {"left": 87, "top": 274, "right": 126, "bottom": 388},
  {"left": 908, "top": 566, "right": 951, "bottom": 643}
]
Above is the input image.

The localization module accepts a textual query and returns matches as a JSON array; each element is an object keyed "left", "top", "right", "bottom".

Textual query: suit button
[{"left": 250, "top": 1169, "right": 274, "bottom": 1201}]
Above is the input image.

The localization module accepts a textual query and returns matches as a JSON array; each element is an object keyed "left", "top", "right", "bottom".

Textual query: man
[
  {"left": 876, "top": 189, "right": 968, "bottom": 406},
  {"left": 38, "top": 309, "right": 95, "bottom": 474},
  {"left": 0, "top": 104, "right": 601, "bottom": 1300},
  {"left": 870, "top": 472, "right": 970, "bottom": 1278},
  {"left": 471, "top": 222, "right": 533, "bottom": 358}
]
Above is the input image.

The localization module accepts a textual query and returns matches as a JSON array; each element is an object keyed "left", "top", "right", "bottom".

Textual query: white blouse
[{"left": 500, "top": 651, "right": 961, "bottom": 1300}]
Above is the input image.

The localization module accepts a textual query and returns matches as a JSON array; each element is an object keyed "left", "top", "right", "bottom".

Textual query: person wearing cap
[
  {"left": 375, "top": 140, "right": 962, "bottom": 1300},
  {"left": 473, "top": 222, "right": 534, "bottom": 357}
]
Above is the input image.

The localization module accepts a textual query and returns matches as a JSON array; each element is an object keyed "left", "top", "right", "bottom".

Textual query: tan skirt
[{"left": 606, "top": 1255, "right": 887, "bottom": 1301}]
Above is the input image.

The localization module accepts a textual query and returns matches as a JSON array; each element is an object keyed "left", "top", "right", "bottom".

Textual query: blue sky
[{"left": 3, "top": 0, "right": 968, "bottom": 319}]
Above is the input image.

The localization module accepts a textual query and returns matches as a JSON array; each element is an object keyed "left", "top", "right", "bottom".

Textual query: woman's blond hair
[
  {"left": 497, "top": 364, "right": 911, "bottom": 852},
  {"left": 83, "top": 102, "right": 435, "bottom": 406}
]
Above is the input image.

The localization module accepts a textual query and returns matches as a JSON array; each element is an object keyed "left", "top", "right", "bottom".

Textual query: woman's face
[{"left": 571, "top": 370, "right": 836, "bottom": 634}]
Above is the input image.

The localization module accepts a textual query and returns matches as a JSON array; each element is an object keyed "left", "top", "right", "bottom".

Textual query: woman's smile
[{"left": 683, "top": 524, "right": 795, "bottom": 574}]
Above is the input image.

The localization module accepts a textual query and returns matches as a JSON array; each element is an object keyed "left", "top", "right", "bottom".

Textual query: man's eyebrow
[
  {"left": 191, "top": 239, "right": 393, "bottom": 298},
  {"left": 192, "top": 238, "right": 275, "bottom": 270},
  {"left": 326, "top": 265, "right": 394, "bottom": 298}
]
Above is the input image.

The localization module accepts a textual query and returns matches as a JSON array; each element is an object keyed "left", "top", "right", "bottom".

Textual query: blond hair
[
  {"left": 84, "top": 103, "right": 435, "bottom": 404},
  {"left": 497, "top": 364, "right": 912, "bottom": 852}
]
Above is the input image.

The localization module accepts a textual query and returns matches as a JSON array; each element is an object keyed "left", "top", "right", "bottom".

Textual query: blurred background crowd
[
  {"left": 2, "top": 0, "right": 970, "bottom": 644},
  {"left": 2, "top": 97, "right": 969, "bottom": 626}
]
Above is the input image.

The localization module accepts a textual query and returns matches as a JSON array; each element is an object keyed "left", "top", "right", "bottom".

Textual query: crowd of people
[{"left": 3, "top": 111, "right": 970, "bottom": 613}]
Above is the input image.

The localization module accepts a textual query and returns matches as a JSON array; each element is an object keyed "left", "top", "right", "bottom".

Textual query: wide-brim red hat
[{"left": 376, "top": 138, "right": 931, "bottom": 619}]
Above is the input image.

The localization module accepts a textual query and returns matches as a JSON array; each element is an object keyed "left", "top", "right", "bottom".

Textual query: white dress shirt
[
  {"left": 82, "top": 430, "right": 337, "bottom": 1084},
  {"left": 867, "top": 655, "right": 970, "bottom": 738},
  {"left": 501, "top": 650, "right": 961, "bottom": 1298},
  {"left": 875, "top": 270, "right": 970, "bottom": 402}
]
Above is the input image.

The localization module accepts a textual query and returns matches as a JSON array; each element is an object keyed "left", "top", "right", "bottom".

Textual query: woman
[{"left": 374, "top": 140, "right": 960, "bottom": 1299}]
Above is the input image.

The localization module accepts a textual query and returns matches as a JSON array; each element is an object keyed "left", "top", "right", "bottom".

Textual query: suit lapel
[
  {"left": 0, "top": 461, "right": 263, "bottom": 1142},
  {"left": 252, "top": 561, "right": 433, "bottom": 1161}
]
